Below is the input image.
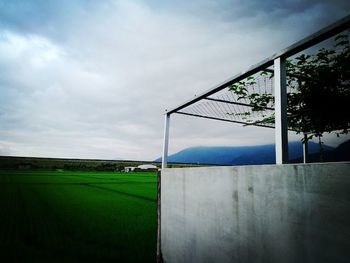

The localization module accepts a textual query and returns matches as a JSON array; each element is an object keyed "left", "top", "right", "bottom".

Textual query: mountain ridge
[{"left": 155, "top": 141, "right": 337, "bottom": 165}]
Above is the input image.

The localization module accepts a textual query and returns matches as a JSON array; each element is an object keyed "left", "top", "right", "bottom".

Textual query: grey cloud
[
  {"left": 0, "top": 0, "right": 349, "bottom": 160},
  {"left": 0, "top": 0, "right": 111, "bottom": 42}
]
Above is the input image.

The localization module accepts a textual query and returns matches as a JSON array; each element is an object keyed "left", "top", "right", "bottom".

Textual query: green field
[{"left": 0, "top": 170, "right": 157, "bottom": 262}]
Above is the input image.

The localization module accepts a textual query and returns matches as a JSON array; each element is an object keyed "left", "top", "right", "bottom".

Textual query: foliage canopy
[{"left": 229, "top": 32, "right": 350, "bottom": 140}]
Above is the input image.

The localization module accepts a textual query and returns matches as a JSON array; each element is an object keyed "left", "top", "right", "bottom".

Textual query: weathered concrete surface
[{"left": 161, "top": 163, "right": 350, "bottom": 263}]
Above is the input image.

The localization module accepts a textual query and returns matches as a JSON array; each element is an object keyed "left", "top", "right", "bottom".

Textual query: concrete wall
[{"left": 160, "top": 162, "right": 350, "bottom": 263}]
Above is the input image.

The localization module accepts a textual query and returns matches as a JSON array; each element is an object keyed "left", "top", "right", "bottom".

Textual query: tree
[{"left": 228, "top": 32, "right": 350, "bottom": 156}]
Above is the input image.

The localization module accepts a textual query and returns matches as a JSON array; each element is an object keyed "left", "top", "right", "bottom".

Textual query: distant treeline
[
  {"left": 0, "top": 156, "right": 201, "bottom": 171},
  {"left": 0, "top": 156, "right": 154, "bottom": 171}
]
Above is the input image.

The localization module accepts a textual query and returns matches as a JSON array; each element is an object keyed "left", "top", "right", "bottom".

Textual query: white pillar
[
  {"left": 162, "top": 113, "right": 171, "bottom": 169},
  {"left": 274, "top": 57, "right": 288, "bottom": 164},
  {"left": 303, "top": 133, "right": 309, "bottom": 164}
]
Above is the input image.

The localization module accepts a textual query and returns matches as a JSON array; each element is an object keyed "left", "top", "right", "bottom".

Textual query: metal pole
[
  {"left": 303, "top": 133, "right": 309, "bottom": 164},
  {"left": 162, "top": 113, "right": 170, "bottom": 169},
  {"left": 274, "top": 57, "right": 289, "bottom": 164}
]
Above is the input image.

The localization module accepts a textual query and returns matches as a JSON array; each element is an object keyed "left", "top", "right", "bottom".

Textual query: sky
[{"left": 0, "top": 0, "right": 350, "bottom": 160}]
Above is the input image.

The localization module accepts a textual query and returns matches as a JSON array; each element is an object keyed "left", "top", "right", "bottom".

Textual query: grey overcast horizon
[{"left": 1, "top": 0, "right": 350, "bottom": 161}]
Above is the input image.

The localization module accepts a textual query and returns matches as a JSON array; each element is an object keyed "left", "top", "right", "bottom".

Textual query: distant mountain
[
  {"left": 293, "top": 139, "right": 350, "bottom": 163},
  {"left": 155, "top": 141, "right": 335, "bottom": 165}
]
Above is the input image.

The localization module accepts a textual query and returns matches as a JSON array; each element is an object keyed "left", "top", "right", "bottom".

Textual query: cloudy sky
[{"left": 0, "top": 0, "right": 350, "bottom": 160}]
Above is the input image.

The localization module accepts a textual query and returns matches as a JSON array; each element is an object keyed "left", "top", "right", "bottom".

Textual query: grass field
[{"left": 0, "top": 170, "right": 157, "bottom": 262}]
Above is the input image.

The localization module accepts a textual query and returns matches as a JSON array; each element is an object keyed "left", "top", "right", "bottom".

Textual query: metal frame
[
  {"left": 303, "top": 133, "right": 309, "bottom": 164},
  {"left": 161, "top": 15, "right": 350, "bottom": 168},
  {"left": 161, "top": 114, "right": 170, "bottom": 168},
  {"left": 274, "top": 57, "right": 288, "bottom": 164}
]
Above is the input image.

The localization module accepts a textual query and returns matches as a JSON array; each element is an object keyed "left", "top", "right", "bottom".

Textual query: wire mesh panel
[{"left": 177, "top": 71, "right": 277, "bottom": 129}]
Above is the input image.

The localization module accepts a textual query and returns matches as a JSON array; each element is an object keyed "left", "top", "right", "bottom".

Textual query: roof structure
[{"left": 161, "top": 15, "right": 350, "bottom": 168}]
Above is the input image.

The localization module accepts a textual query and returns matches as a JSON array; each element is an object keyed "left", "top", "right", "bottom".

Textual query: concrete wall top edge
[{"left": 162, "top": 161, "right": 350, "bottom": 172}]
